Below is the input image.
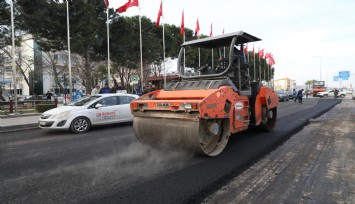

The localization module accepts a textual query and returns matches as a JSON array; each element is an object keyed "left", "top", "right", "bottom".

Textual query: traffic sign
[
  {"left": 333, "top": 76, "right": 339, "bottom": 81},
  {"left": 131, "top": 75, "right": 139, "bottom": 81},
  {"left": 339, "top": 71, "right": 350, "bottom": 79}
]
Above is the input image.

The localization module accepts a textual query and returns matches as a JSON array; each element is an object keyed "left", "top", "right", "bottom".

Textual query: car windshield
[{"left": 69, "top": 95, "right": 102, "bottom": 106}]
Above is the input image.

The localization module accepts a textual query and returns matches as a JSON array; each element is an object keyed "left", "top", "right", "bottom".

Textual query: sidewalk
[{"left": 0, "top": 113, "right": 41, "bottom": 132}]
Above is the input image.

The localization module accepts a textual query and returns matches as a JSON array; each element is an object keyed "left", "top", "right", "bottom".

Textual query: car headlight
[{"left": 51, "top": 110, "right": 71, "bottom": 119}]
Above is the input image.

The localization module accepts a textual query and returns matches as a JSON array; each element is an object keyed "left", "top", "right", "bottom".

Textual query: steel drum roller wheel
[{"left": 133, "top": 117, "right": 230, "bottom": 156}]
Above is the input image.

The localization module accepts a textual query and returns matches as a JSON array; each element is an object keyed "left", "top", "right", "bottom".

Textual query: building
[
  {"left": 274, "top": 77, "right": 296, "bottom": 90},
  {"left": 0, "top": 34, "right": 44, "bottom": 98},
  {"left": 1, "top": 34, "right": 86, "bottom": 100}
]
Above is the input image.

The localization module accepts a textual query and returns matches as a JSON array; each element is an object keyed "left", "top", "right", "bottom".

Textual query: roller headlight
[{"left": 51, "top": 110, "right": 71, "bottom": 119}]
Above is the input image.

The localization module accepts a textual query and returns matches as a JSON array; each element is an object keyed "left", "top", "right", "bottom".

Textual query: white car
[
  {"left": 316, "top": 90, "right": 346, "bottom": 98},
  {"left": 38, "top": 93, "right": 139, "bottom": 133}
]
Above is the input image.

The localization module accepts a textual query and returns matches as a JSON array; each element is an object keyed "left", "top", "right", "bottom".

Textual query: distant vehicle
[
  {"left": 316, "top": 90, "right": 346, "bottom": 98},
  {"left": 352, "top": 90, "right": 355, "bottom": 100},
  {"left": 287, "top": 90, "right": 295, "bottom": 99},
  {"left": 276, "top": 90, "right": 289, "bottom": 102},
  {"left": 344, "top": 89, "right": 353, "bottom": 94},
  {"left": 39, "top": 93, "right": 139, "bottom": 133},
  {"left": 312, "top": 80, "right": 326, "bottom": 97}
]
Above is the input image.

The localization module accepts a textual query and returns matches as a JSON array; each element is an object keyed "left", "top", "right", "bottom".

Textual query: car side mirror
[{"left": 95, "top": 103, "right": 103, "bottom": 109}]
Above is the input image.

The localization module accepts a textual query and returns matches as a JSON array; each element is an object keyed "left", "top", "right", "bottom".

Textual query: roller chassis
[{"left": 130, "top": 31, "right": 279, "bottom": 156}]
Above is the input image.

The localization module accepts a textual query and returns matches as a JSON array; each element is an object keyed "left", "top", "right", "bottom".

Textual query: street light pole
[
  {"left": 319, "top": 57, "right": 322, "bottom": 81},
  {"left": 10, "top": 0, "right": 17, "bottom": 113},
  {"left": 313, "top": 56, "right": 323, "bottom": 81}
]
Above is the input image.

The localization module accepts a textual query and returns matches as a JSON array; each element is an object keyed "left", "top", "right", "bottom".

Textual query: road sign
[
  {"left": 131, "top": 75, "right": 139, "bottom": 81},
  {"left": 333, "top": 76, "right": 339, "bottom": 81},
  {"left": 339, "top": 71, "right": 350, "bottom": 79}
]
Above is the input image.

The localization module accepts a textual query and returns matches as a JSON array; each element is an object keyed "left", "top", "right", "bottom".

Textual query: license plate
[{"left": 40, "top": 121, "right": 46, "bottom": 126}]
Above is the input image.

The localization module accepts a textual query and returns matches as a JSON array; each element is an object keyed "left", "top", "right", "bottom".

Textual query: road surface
[{"left": 0, "top": 98, "right": 348, "bottom": 203}]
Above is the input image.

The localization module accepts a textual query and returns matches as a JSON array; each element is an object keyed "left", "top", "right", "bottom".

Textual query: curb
[
  {"left": 0, "top": 113, "right": 41, "bottom": 119},
  {"left": 0, "top": 123, "right": 39, "bottom": 133}
]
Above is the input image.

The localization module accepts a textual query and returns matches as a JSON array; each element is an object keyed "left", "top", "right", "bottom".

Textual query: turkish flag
[
  {"left": 209, "top": 23, "right": 212, "bottom": 37},
  {"left": 156, "top": 1, "right": 163, "bottom": 28},
  {"left": 104, "top": 0, "right": 109, "bottom": 8},
  {"left": 180, "top": 10, "right": 184, "bottom": 36},
  {"left": 116, "top": 0, "right": 139, "bottom": 13},
  {"left": 195, "top": 19, "right": 200, "bottom": 36}
]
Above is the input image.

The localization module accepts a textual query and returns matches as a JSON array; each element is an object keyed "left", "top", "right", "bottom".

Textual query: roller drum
[{"left": 133, "top": 116, "right": 230, "bottom": 156}]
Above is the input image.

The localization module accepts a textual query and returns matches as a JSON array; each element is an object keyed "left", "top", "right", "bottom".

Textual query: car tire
[
  {"left": 323, "top": 94, "right": 328, "bottom": 98},
  {"left": 70, "top": 117, "right": 91, "bottom": 133},
  {"left": 340, "top": 94, "right": 345, "bottom": 98}
]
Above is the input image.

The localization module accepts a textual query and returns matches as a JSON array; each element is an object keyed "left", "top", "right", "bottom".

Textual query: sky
[{"left": 109, "top": 0, "right": 355, "bottom": 88}]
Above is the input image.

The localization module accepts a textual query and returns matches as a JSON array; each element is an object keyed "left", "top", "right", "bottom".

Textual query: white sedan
[
  {"left": 316, "top": 90, "right": 346, "bottom": 98},
  {"left": 38, "top": 93, "right": 139, "bottom": 133}
]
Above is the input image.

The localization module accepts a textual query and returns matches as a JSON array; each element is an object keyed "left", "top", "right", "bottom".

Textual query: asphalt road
[
  {"left": 0, "top": 98, "right": 341, "bottom": 203},
  {"left": 203, "top": 99, "right": 355, "bottom": 204}
]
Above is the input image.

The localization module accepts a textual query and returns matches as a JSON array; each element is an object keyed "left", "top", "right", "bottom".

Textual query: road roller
[{"left": 130, "top": 31, "right": 279, "bottom": 156}]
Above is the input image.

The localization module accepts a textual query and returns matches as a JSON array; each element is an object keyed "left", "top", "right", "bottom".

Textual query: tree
[
  {"left": 305, "top": 80, "right": 314, "bottom": 90},
  {"left": 0, "top": 0, "right": 11, "bottom": 50},
  {"left": 17, "top": 0, "right": 108, "bottom": 93}
]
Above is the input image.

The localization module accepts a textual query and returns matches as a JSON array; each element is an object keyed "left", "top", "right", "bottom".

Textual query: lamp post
[{"left": 313, "top": 56, "right": 323, "bottom": 81}]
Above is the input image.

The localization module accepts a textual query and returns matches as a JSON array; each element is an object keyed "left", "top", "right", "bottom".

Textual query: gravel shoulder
[{"left": 203, "top": 99, "right": 355, "bottom": 204}]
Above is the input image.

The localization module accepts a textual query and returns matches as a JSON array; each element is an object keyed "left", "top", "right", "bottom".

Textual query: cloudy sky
[{"left": 110, "top": 0, "right": 355, "bottom": 88}]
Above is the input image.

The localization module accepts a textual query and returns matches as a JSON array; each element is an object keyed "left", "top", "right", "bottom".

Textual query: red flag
[
  {"left": 180, "top": 10, "right": 184, "bottom": 36},
  {"left": 222, "top": 28, "right": 224, "bottom": 34},
  {"left": 156, "top": 1, "right": 163, "bottom": 28},
  {"left": 252, "top": 44, "right": 255, "bottom": 58},
  {"left": 116, "top": 0, "right": 139, "bottom": 13},
  {"left": 264, "top": 52, "right": 270, "bottom": 60},
  {"left": 259, "top": 48, "right": 264, "bottom": 59},
  {"left": 104, "top": 0, "right": 109, "bottom": 8},
  {"left": 269, "top": 54, "right": 275, "bottom": 65},
  {"left": 209, "top": 23, "right": 212, "bottom": 37},
  {"left": 194, "top": 19, "right": 200, "bottom": 36},
  {"left": 244, "top": 44, "right": 248, "bottom": 60}
]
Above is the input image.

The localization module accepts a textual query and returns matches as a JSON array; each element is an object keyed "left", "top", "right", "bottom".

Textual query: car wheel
[
  {"left": 70, "top": 117, "right": 91, "bottom": 133},
  {"left": 340, "top": 94, "right": 345, "bottom": 98},
  {"left": 323, "top": 94, "right": 328, "bottom": 98}
]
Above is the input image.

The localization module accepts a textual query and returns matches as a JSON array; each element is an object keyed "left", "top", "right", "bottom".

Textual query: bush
[{"left": 35, "top": 102, "right": 55, "bottom": 113}]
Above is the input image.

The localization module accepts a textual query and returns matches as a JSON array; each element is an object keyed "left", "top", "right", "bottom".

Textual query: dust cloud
[{"left": 83, "top": 141, "right": 197, "bottom": 186}]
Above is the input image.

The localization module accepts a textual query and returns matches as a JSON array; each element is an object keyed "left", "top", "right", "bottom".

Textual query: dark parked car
[{"left": 276, "top": 90, "right": 289, "bottom": 102}]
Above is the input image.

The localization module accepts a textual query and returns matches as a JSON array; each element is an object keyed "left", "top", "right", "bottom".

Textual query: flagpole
[
  {"left": 162, "top": 14, "right": 166, "bottom": 88},
  {"left": 183, "top": 33, "right": 185, "bottom": 69},
  {"left": 268, "top": 64, "right": 270, "bottom": 84},
  {"left": 198, "top": 46, "right": 200, "bottom": 67},
  {"left": 139, "top": 3, "right": 144, "bottom": 92},
  {"left": 10, "top": 0, "right": 17, "bottom": 113},
  {"left": 107, "top": 7, "right": 111, "bottom": 86},
  {"left": 196, "top": 19, "right": 200, "bottom": 67},
  {"left": 258, "top": 48, "right": 261, "bottom": 81},
  {"left": 66, "top": 0, "right": 73, "bottom": 99},
  {"left": 253, "top": 45, "right": 256, "bottom": 81}
]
